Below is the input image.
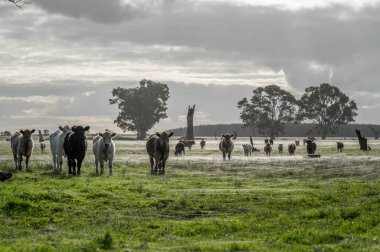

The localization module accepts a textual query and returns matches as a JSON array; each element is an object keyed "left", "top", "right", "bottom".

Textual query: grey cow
[
  {"left": 93, "top": 131, "right": 116, "bottom": 175},
  {"left": 11, "top": 129, "right": 35, "bottom": 171}
]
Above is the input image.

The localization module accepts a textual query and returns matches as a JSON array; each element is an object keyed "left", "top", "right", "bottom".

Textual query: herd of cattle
[{"left": 9, "top": 126, "right": 346, "bottom": 175}]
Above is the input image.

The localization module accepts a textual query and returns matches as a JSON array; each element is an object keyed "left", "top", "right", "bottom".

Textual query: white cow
[
  {"left": 49, "top": 125, "right": 71, "bottom": 173},
  {"left": 93, "top": 131, "right": 116, "bottom": 175}
]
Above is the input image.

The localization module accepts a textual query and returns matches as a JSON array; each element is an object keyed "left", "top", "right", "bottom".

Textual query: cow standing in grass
[
  {"left": 200, "top": 139, "right": 206, "bottom": 149},
  {"left": 93, "top": 131, "right": 116, "bottom": 175},
  {"left": 264, "top": 143, "right": 272, "bottom": 156},
  {"left": 306, "top": 138, "right": 317, "bottom": 155},
  {"left": 49, "top": 125, "right": 72, "bottom": 173},
  {"left": 174, "top": 142, "right": 185, "bottom": 156},
  {"left": 11, "top": 129, "right": 35, "bottom": 171},
  {"left": 242, "top": 144, "right": 252, "bottom": 156},
  {"left": 219, "top": 133, "right": 234, "bottom": 161},
  {"left": 146, "top": 131, "right": 174, "bottom": 175},
  {"left": 288, "top": 143, "right": 296, "bottom": 155},
  {"left": 278, "top": 144, "right": 284, "bottom": 154},
  {"left": 63, "top": 125, "right": 90, "bottom": 175},
  {"left": 337, "top": 142, "right": 344, "bottom": 152}
]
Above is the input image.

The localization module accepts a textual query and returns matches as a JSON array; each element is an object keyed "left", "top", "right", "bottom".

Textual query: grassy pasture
[{"left": 0, "top": 137, "right": 379, "bottom": 251}]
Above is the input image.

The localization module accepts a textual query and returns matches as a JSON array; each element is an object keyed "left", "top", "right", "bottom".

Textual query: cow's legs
[
  {"left": 228, "top": 152, "right": 231, "bottom": 161},
  {"left": 57, "top": 153, "right": 63, "bottom": 173},
  {"left": 149, "top": 157, "right": 156, "bottom": 175},
  {"left": 222, "top": 152, "right": 226, "bottom": 161},
  {"left": 13, "top": 152, "right": 17, "bottom": 170},
  {"left": 52, "top": 153, "right": 57, "bottom": 172},
  {"left": 77, "top": 159, "right": 82, "bottom": 175},
  {"left": 25, "top": 155, "right": 31, "bottom": 172},
  {"left": 108, "top": 159, "right": 113, "bottom": 176},
  {"left": 95, "top": 158, "right": 99, "bottom": 175},
  {"left": 159, "top": 160, "right": 166, "bottom": 175},
  {"left": 100, "top": 159, "right": 104, "bottom": 175},
  {"left": 17, "top": 155, "right": 22, "bottom": 171}
]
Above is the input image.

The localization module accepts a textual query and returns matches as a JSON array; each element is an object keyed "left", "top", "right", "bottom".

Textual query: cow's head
[
  {"left": 221, "top": 133, "right": 234, "bottom": 141},
  {"left": 20, "top": 129, "right": 35, "bottom": 143},
  {"left": 155, "top": 131, "right": 174, "bottom": 144},
  {"left": 72, "top": 125, "right": 90, "bottom": 140},
  {"left": 99, "top": 131, "right": 116, "bottom": 149},
  {"left": 59, "top": 125, "right": 71, "bottom": 133}
]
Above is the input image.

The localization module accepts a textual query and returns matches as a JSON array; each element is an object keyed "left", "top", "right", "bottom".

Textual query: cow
[
  {"left": 49, "top": 125, "right": 72, "bottom": 173},
  {"left": 11, "top": 129, "right": 35, "bottom": 171},
  {"left": 306, "top": 138, "right": 317, "bottom": 155},
  {"left": 63, "top": 125, "right": 90, "bottom": 175},
  {"left": 146, "top": 131, "right": 174, "bottom": 175},
  {"left": 270, "top": 138, "right": 274, "bottom": 145},
  {"left": 174, "top": 142, "right": 185, "bottom": 156},
  {"left": 288, "top": 143, "right": 296, "bottom": 155},
  {"left": 219, "top": 133, "right": 234, "bottom": 161},
  {"left": 40, "top": 142, "right": 46, "bottom": 154},
  {"left": 264, "top": 139, "right": 269, "bottom": 145},
  {"left": 295, "top": 139, "right": 300, "bottom": 147},
  {"left": 242, "top": 144, "right": 252, "bottom": 156},
  {"left": 264, "top": 143, "right": 272, "bottom": 156},
  {"left": 278, "top": 144, "right": 284, "bottom": 154},
  {"left": 337, "top": 142, "right": 344, "bottom": 152},
  {"left": 93, "top": 131, "right": 116, "bottom": 175},
  {"left": 303, "top": 139, "right": 308, "bottom": 146},
  {"left": 200, "top": 139, "right": 206, "bottom": 149}
]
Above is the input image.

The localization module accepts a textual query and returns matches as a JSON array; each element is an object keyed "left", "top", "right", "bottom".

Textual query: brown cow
[
  {"left": 264, "top": 143, "right": 272, "bottom": 156},
  {"left": 288, "top": 143, "right": 296, "bottom": 155},
  {"left": 146, "top": 131, "right": 174, "bottom": 175},
  {"left": 219, "top": 133, "right": 234, "bottom": 161},
  {"left": 11, "top": 129, "right": 35, "bottom": 171},
  {"left": 337, "top": 142, "right": 344, "bottom": 152}
]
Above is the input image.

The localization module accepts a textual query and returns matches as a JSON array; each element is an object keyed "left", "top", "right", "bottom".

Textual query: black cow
[
  {"left": 63, "top": 125, "right": 90, "bottom": 175},
  {"left": 337, "top": 142, "right": 344, "bottom": 152},
  {"left": 306, "top": 138, "right": 317, "bottom": 155},
  {"left": 174, "top": 142, "right": 185, "bottom": 156}
]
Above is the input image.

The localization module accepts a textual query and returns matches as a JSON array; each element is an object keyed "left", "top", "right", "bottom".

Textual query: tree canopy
[
  {"left": 238, "top": 85, "right": 297, "bottom": 138},
  {"left": 109, "top": 79, "right": 169, "bottom": 140},
  {"left": 297, "top": 83, "right": 358, "bottom": 139}
]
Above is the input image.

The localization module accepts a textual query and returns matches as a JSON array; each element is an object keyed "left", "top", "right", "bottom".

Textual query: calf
[
  {"left": 93, "top": 131, "right": 116, "bottom": 175},
  {"left": 40, "top": 142, "right": 46, "bottom": 154},
  {"left": 288, "top": 143, "right": 296, "bottom": 155},
  {"left": 306, "top": 139, "right": 317, "bottom": 155},
  {"left": 63, "top": 125, "right": 90, "bottom": 175},
  {"left": 278, "top": 144, "right": 284, "bottom": 154},
  {"left": 11, "top": 129, "right": 35, "bottom": 171},
  {"left": 295, "top": 139, "right": 300, "bottom": 147},
  {"left": 49, "top": 125, "right": 72, "bottom": 173},
  {"left": 146, "top": 131, "right": 174, "bottom": 175},
  {"left": 242, "top": 144, "right": 252, "bottom": 156},
  {"left": 200, "top": 139, "right": 206, "bottom": 149},
  {"left": 174, "top": 142, "right": 185, "bottom": 156},
  {"left": 264, "top": 143, "right": 272, "bottom": 156},
  {"left": 337, "top": 142, "right": 344, "bottom": 152},
  {"left": 219, "top": 133, "right": 234, "bottom": 161}
]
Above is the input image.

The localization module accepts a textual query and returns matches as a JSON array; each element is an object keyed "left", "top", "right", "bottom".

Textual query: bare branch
[{"left": 4, "top": 0, "right": 31, "bottom": 9}]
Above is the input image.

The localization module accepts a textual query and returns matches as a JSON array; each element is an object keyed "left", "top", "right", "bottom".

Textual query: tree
[
  {"left": 5, "top": 0, "right": 31, "bottom": 9},
  {"left": 298, "top": 83, "right": 357, "bottom": 139},
  {"left": 237, "top": 85, "right": 297, "bottom": 139},
  {"left": 109, "top": 79, "right": 169, "bottom": 140}
]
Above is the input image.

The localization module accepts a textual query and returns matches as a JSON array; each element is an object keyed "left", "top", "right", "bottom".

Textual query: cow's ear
[
  {"left": 111, "top": 133, "right": 116, "bottom": 137},
  {"left": 99, "top": 133, "right": 103, "bottom": 137},
  {"left": 168, "top": 132, "right": 174, "bottom": 138},
  {"left": 230, "top": 134, "right": 234, "bottom": 138},
  {"left": 84, "top": 126, "right": 90, "bottom": 131},
  {"left": 20, "top": 130, "right": 24, "bottom": 134},
  {"left": 59, "top": 126, "right": 64, "bottom": 131},
  {"left": 221, "top": 134, "right": 225, "bottom": 137},
  {"left": 155, "top": 132, "right": 161, "bottom": 137},
  {"left": 71, "top": 126, "right": 76, "bottom": 131},
  {"left": 31, "top": 129, "right": 35, "bottom": 133}
]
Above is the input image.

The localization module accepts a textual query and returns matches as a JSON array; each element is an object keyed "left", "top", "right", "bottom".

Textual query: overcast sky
[{"left": 0, "top": 0, "right": 380, "bottom": 134}]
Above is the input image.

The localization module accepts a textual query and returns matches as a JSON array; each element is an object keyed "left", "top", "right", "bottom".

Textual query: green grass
[{"left": 0, "top": 138, "right": 379, "bottom": 251}]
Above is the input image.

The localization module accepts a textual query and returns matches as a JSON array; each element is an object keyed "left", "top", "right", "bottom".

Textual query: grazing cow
[
  {"left": 40, "top": 142, "right": 46, "bottom": 154},
  {"left": 174, "top": 142, "right": 185, "bottom": 156},
  {"left": 49, "top": 126, "right": 72, "bottom": 173},
  {"left": 242, "top": 144, "right": 252, "bottom": 156},
  {"left": 295, "top": 139, "right": 300, "bottom": 147},
  {"left": 337, "top": 142, "right": 344, "bottom": 152},
  {"left": 288, "top": 143, "right": 296, "bottom": 155},
  {"left": 264, "top": 143, "right": 272, "bottom": 156},
  {"left": 200, "top": 139, "right": 206, "bottom": 149},
  {"left": 146, "top": 131, "right": 174, "bottom": 175},
  {"left": 278, "top": 144, "right": 284, "bottom": 154},
  {"left": 63, "top": 125, "right": 90, "bottom": 175},
  {"left": 306, "top": 138, "right": 317, "bottom": 155},
  {"left": 219, "top": 133, "right": 234, "bottom": 161},
  {"left": 11, "top": 129, "right": 35, "bottom": 171},
  {"left": 93, "top": 131, "right": 116, "bottom": 175}
]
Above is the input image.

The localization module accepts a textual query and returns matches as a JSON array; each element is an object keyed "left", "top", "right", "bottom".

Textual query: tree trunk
[
  {"left": 186, "top": 105, "right": 195, "bottom": 140},
  {"left": 356, "top": 129, "right": 369, "bottom": 150},
  {"left": 137, "top": 130, "right": 147, "bottom": 140}
]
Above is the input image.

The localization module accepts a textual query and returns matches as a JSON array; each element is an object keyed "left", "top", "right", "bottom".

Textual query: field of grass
[{"left": 0, "top": 137, "right": 379, "bottom": 251}]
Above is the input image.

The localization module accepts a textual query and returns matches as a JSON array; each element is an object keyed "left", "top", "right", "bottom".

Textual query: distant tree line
[{"left": 170, "top": 123, "right": 380, "bottom": 138}]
